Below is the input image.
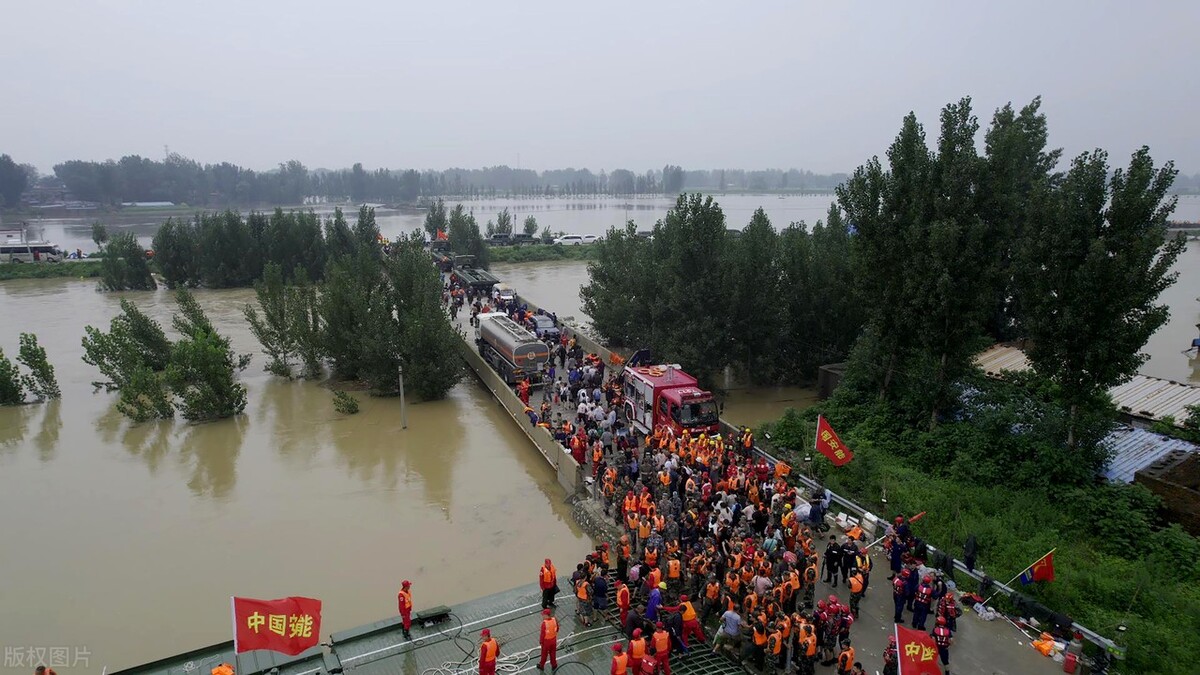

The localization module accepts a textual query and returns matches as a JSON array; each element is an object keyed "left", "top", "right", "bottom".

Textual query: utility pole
[{"left": 398, "top": 364, "right": 408, "bottom": 429}]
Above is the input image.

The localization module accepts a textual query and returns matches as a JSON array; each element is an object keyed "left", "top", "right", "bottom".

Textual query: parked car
[
  {"left": 510, "top": 233, "right": 536, "bottom": 246},
  {"left": 554, "top": 234, "right": 585, "bottom": 246},
  {"left": 528, "top": 314, "right": 560, "bottom": 341},
  {"left": 486, "top": 233, "right": 513, "bottom": 246},
  {"left": 581, "top": 234, "right": 599, "bottom": 244}
]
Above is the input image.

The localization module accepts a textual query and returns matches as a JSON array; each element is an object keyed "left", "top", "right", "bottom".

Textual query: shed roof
[
  {"left": 973, "top": 345, "right": 1200, "bottom": 426},
  {"left": 1102, "top": 427, "right": 1200, "bottom": 483}
]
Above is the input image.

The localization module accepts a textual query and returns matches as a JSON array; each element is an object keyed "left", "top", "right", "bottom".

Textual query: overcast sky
[{"left": 3, "top": 1, "right": 1198, "bottom": 175}]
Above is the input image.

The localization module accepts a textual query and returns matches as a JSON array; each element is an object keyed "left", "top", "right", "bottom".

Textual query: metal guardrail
[{"left": 745, "top": 438, "right": 1121, "bottom": 657}]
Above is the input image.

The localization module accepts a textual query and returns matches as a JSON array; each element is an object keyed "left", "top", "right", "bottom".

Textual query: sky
[{"left": 2, "top": 0, "right": 1198, "bottom": 175}]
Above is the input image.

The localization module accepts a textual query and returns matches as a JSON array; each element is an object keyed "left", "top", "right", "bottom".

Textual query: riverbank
[
  {"left": 487, "top": 243, "right": 600, "bottom": 264},
  {"left": 0, "top": 260, "right": 102, "bottom": 281}
]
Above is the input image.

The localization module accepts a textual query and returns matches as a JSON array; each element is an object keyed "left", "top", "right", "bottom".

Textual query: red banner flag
[
  {"left": 232, "top": 596, "right": 322, "bottom": 655},
  {"left": 436, "top": 229, "right": 449, "bottom": 241},
  {"left": 1019, "top": 550, "right": 1056, "bottom": 584},
  {"left": 814, "top": 415, "right": 854, "bottom": 466},
  {"left": 895, "top": 625, "right": 942, "bottom": 675}
]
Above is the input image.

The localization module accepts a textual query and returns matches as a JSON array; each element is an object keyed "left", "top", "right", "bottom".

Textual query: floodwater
[
  {"left": 2, "top": 194, "right": 1198, "bottom": 670},
  {"left": 0, "top": 280, "right": 591, "bottom": 671}
]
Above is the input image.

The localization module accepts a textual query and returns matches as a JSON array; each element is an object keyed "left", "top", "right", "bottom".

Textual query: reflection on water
[{"left": 0, "top": 281, "right": 591, "bottom": 670}]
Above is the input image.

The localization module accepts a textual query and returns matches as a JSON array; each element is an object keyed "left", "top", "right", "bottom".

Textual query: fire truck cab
[{"left": 621, "top": 363, "right": 720, "bottom": 437}]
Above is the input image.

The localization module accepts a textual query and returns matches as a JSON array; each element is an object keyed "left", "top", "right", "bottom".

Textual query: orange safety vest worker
[
  {"left": 479, "top": 634, "right": 499, "bottom": 675},
  {"left": 211, "top": 665, "right": 233, "bottom": 675},
  {"left": 838, "top": 646, "right": 856, "bottom": 672},
  {"left": 611, "top": 650, "right": 629, "bottom": 675},
  {"left": 538, "top": 613, "right": 559, "bottom": 670},
  {"left": 667, "top": 559, "right": 681, "bottom": 579},
  {"left": 653, "top": 629, "right": 672, "bottom": 675}
]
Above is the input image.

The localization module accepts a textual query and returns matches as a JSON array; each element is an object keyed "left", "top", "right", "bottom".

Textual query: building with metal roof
[
  {"left": 974, "top": 344, "right": 1200, "bottom": 427},
  {"left": 1101, "top": 427, "right": 1200, "bottom": 483}
]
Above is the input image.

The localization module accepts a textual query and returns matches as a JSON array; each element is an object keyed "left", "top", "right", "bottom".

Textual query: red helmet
[
  {"left": 543, "top": 609, "right": 552, "bottom": 616},
  {"left": 633, "top": 628, "right": 642, "bottom": 638},
  {"left": 612, "top": 645, "right": 624, "bottom": 653},
  {"left": 937, "top": 617, "right": 947, "bottom": 626},
  {"left": 817, "top": 600, "right": 827, "bottom": 610},
  {"left": 889, "top": 636, "right": 897, "bottom": 644},
  {"left": 680, "top": 594, "right": 689, "bottom": 601},
  {"left": 827, "top": 595, "right": 838, "bottom": 604},
  {"left": 923, "top": 576, "right": 932, "bottom": 583},
  {"left": 402, "top": 580, "right": 411, "bottom": 588}
]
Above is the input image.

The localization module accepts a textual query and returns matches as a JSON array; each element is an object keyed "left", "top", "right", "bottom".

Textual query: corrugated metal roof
[
  {"left": 974, "top": 345, "right": 1200, "bottom": 426},
  {"left": 1102, "top": 427, "right": 1200, "bottom": 483},
  {"left": 975, "top": 344, "right": 1032, "bottom": 376}
]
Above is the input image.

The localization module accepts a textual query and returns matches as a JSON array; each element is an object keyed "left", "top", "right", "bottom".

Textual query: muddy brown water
[{"left": 1, "top": 208, "right": 1197, "bottom": 669}]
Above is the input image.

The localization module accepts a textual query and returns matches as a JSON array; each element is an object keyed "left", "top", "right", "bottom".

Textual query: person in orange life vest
[
  {"left": 538, "top": 609, "right": 559, "bottom": 670},
  {"left": 210, "top": 665, "right": 233, "bottom": 675},
  {"left": 628, "top": 628, "right": 647, "bottom": 674},
  {"left": 651, "top": 622, "right": 672, "bottom": 675},
  {"left": 479, "top": 629, "right": 500, "bottom": 675},
  {"left": 932, "top": 616, "right": 953, "bottom": 669},
  {"left": 397, "top": 580, "right": 414, "bottom": 639},
  {"left": 616, "top": 580, "right": 632, "bottom": 626},
  {"left": 611, "top": 644, "right": 629, "bottom": 675},
  {"left": 540, "top": 559, "right": 559, "bottom": 609},
  {"left": 659, "top": 594, "right": 705, "bottom": 648}
]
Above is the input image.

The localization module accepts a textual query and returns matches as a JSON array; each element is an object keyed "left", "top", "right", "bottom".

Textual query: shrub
[{"left": 332, "top": 390, "right": 359, "bottom": 414}]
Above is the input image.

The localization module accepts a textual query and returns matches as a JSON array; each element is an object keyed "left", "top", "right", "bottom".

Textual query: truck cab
[{"left": 621, "top": 364, "right": 719, "bottom": 436}]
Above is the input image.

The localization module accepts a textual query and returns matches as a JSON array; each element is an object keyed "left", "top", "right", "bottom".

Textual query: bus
[{"left": 0, "top": 242, "right": 65, "bottom": 263}]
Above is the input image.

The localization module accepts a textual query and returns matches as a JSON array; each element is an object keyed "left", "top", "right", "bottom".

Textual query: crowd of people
[
  {"left": 538, "top": 425, "right": 960, "bottom": 675},
  {"left": 438, "top": 279, "right": 958, "bottom": 674}
]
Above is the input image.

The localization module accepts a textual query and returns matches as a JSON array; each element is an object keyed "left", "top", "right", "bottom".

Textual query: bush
[
  {"left": 99, "top": 232, "right": 156, "bottom": 291},
  {"left": 17, "top": 333, "right": 59, "bottom": 401},
  {"left": 0, "top": 348, "right": 22, "bottom": 405},
  {"left": 332, "top": 390, "right": 359, "bottom": 414}
]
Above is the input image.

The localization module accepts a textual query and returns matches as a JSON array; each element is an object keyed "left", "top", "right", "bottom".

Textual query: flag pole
[
  {"left": 230, "top": 596, "right": 241, "bottom": 674},
  {"left": 983, "top": 548, "right": 1056, "bottom": 606},
  {"left": 893, "top": 622, "right": 902, "bottom": 675}
]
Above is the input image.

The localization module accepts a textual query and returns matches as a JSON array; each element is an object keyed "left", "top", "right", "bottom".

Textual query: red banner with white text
[
  {"left": 815, "top": 415, "right": 854, "bottom": 466},
  {"left": 895, "top": 625, "right": 942, "bottom": 675}
]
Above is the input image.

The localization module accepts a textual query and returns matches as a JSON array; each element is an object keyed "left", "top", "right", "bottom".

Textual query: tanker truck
[{"left": 475, "top": 312, "right": 550, "bottom": 386}]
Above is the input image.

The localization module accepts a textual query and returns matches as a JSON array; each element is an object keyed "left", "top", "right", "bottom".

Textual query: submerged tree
[
  {"left": 99, "top": 232, "right": 157, "bottom": 291},
  {"left": 17, "top": 333, "right": 59, "bottom": 401},
  {"left": 167, "top": 289, "right": 251, "bottom": 421},
  {"left": 244, "top": 263, "right": 296, "bottom": 376},
  {"left": 423, "top": 198, "right": 448, "bottom": 240},
  {"left": 0, "top": 349, "right": 25, "bottom": 405}
]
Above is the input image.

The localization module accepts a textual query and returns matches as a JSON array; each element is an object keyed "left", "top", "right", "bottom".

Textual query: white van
[{"left": 0, "top": 242, "right": 64, "bottom": 263}]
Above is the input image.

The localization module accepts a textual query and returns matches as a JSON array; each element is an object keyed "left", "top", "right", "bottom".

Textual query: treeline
[
  {"left": 581, "top": 197, "right": 859, "bottom": 387},
  {"left": 39, "top": 152, "right": 861, "bottom": 207},
  {"left": 586, "top": 97, "right": 1185, "bottom": 448}
]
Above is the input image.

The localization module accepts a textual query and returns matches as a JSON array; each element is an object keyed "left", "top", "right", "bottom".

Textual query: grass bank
[
  {"left": 0, "top": 261, "right": 103, "bottom": 281},
  {"left": 760, "top": 395, "right": 1200, "bottom": 674},
  {"left": 488, "top": 243, "right": 600, "bottom": 264}
]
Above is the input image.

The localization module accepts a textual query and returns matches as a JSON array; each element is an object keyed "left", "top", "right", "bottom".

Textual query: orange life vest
[
  {"left": 653, "top": 630, "right": 670, "bottom": 653},
  {"left": 617, "top": 586, "right": 631, "bottom": 608},
  {"left": 543, "top": 618, "right": 559, "bottom": 641},
  {"left": 667, "top": 559, "right": 681, "bottom": 579},
  {"left": 680, "top": 601, "right": 697, "bottom": 621},
  {"left": 481, "top": 639, "right": 498, "bottom": 662},
  {"left": 541, "top": 565, "right": 556, "bottom": 585},
  {"left": 612, "top": 653, "right": 628, "bottom": 675},
  {"left": 630, "top": 638, "right": 646, "bottom": 658}
]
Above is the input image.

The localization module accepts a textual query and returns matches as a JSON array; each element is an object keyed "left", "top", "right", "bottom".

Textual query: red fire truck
[{"left": 620, "top": 363, "right": 720, "bottom": 437}]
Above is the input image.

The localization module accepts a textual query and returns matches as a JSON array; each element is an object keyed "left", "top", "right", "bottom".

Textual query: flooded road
[{"left": 0, "top": 280, "right": 590, "bottom": 670}]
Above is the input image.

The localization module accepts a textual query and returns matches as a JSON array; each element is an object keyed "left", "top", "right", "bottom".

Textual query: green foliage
[
  {"left": 0, "top": 260, "right": 103, "bottom": 281},
  {"left": 581, "top": 221, "right": 653, "bottom": 347},
  {"left": 385, "top": 238, "right": 464, "bottom": 400},
  {"left": 0, "top": 348, "right": 23, "bottom": 405},
  {"left": 489, "top": 242, "right": 599, "bottom": 263},
  {"left": 289, "top": 269, "right": 324, "bottom": 379},
  {"left": 99, "top": 232, "right": 157, "bottom": 291},
  {"left": 1150, "top": 404, "right": 1200, "bottom": 443},
  {"left": 117, "top": 364, "right": 175, "bottom": 422},
  {"left": 332, "top": 390, "right": 360, "bottom": 414},
  {"left": 17, "top": 333, "right": 59, "bottom": 401},
  {"left": 244, "top": 263, "right": 296, "bottom": 376},
  {"left": 424, "top": 198, "right": 447, "bottom": 239},
  {"left": 539, "top": 224, "right": 555, "bottom": 243},
  {"left": 725, "top": 208, "right": 780, "bottom": 379},
  {"left": 81, "top": 299, "right": 172, "bottom": 392},
  {"left": 1018, "top": 147, "right": 1186, "bottom": 445},
  {"left": 0, "top": 153, "right": 28, "bottom": 207},
  {"left": 448, "top": 203, "right": 489, "bottom": 269},
  {"left": 166, "top": 289, "right": 250, "bottom": 421},
  {"left": 494, "top": 208, "right": 513, "bottom": 235},
  {"left": 91, "top": 222, "right": 109, "bottom": 247},
  {"left": 523, "top": 215, "right": 539, "bottom": 236},
  {"left": 767, "top": 396, "right": 1200, "bottom": 675}
]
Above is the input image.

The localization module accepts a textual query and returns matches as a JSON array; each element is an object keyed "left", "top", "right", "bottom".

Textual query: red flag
[
  {"left": 814, "top": 415, "right": 854, "bottom": 466},
  {"left": 1020, "top": 551, "right": 1055, "bottom": 584},
  {"left": 895, "top": 625, "right": 942, "bottom": 675},
  {"left": 232, "top": 596, "right": 322, "bottom": 655},
  {"left": 436, "top": 229, "right": 449, "bottom": 241}
]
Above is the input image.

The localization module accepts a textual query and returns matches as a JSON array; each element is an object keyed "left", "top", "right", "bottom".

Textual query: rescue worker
[
  {"left": 660, "top": 594, "right": 705, "bottom": 648},
  {"left": 882, "top": 635, "right": 898, "bottom": 675},
  {"left": 628, "top": 628, "right": 647, "bottom": 675},
  {"left": 847, "top": 569, "right": 865, "bottom": 619},
  {"left": 576, "top": 574, "right": 594, "bottom": 627},
  {"left": 823, "top": 537, "right": 842, "bottom": 587},
  {"left": 766, "top": 623, "right": 785, "bottom": 674},
  {"left": 397, "top": 580, "right": 414, "bottom": 639},
  {"left": 933, "top": 616, "right": 953, "bottom": 672},
  {"left": 799, "top": 624, "right": 817, "bottom": 675},
  {"left": 617, "top": 580, "right": 632, "bottom": 627},
  {"left": 937, "top": 590, "right": 959, "bottom": 633},
  {"left": 855, "top": 547, "right": 872, "bottom": 591},
  {"left": 540, "top": 559, "right": 558, "bottom": 609},
  {"left": 912, "top": 575, "right": 933, "bottom": 630},
  {"left": 652, "top": 622, "right": 673, "bottom": 675},
  {"left": 835, "top": 639, "right": 855, "bottom": 675},
  {"left": 538, "top": 609, "right": 559, "bottom": 671},
  {"left": 211, "top": 664, "right": 233, "bottom": 675},
  {"left": 611, "top": 645, "right": 629, "bottom": 675},
  {"left": 479, "top": 629, "right": 500, "bottom": 675},
  {"left": 892, "top": 571, "right": 907, "bottom": 623},
  {"left": 803, "top": 556, "right": 819, "bottom": 609}
]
